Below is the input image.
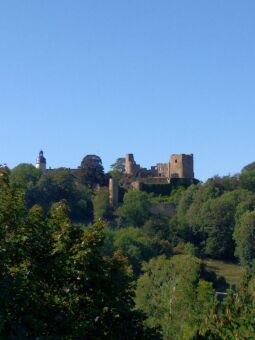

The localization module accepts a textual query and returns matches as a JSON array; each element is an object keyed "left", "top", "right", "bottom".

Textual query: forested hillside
[{"left": 1, "top": 159, "right": 255, "bottom": 339}]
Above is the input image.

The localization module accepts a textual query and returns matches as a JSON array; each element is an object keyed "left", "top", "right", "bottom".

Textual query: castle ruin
[
  {"left": 34, "top": 150, "right": 195, "bottom": 210},
  {"left": 124, "top": 153, "right": 194, "bottom": 179}
]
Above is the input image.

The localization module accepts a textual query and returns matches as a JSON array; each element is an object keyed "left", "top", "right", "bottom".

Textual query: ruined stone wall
[
  {"left": 156, "top": 163, "right": 169, "bottom": 177},
  {"left": 169, "top": 154, "right": 194, "bottom": 179}
]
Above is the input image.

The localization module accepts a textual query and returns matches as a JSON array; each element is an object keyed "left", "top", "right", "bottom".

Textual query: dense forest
[{"left": 1, "top": 155, "right": 255, "bottom": 339}]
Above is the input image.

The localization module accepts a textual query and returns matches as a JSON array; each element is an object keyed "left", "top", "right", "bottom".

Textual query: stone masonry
[{"left": 169, "top": 154, "right": 194, "bottom": 179}]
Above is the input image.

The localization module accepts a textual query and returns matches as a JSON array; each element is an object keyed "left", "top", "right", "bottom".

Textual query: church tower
[{"left": 36, "top": 150, "right": 47, "bottom": 173}]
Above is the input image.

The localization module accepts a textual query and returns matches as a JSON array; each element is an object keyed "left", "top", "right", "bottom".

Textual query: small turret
[{"left": 36, "top": 150, "right": 47, "bottom": 173}]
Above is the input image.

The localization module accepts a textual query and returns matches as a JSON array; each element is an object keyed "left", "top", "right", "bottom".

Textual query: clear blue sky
[{"left": 1, "top": 1, "right": 255, "bottom": 181}]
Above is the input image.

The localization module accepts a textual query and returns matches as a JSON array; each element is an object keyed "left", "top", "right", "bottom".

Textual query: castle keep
[{"left": 169, "top": 154, "right": 194, "bottom": 179}]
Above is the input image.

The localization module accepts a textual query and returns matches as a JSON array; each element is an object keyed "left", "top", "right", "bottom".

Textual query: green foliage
[
  {"left": 239, "top": 162, "right": 255, "bottom": 192},
  {"left": 10, "top": 163, "right": 41, "bottom": 189},
  {"left": 141, "top": 183, "right": 172, "bottom": 196},
  {"left": 113, "top": 227, "right": 157, "bottom": 275},
  {"left": 197, "top": 274, "right": 255, "bottom": 339},
  {"left": 182, "top": 242, "right": 198, "bottom": 256},
  {"left": 136, "top": 255, "right": 208, "bottom": 339},
  {"left": 196, "top": 280, "right": 216, "bottom": 315},
  {"left": 201, "top": 190, "right": 255, "bottom": 259},
  {"left": 110, "top": 157, "right": 125, "bottom": 179},
  {"left": 142, "top": 216, "right": 170, "bottom": 240},
  {"left": 5, "top": 157, "right": 255, "bottom": 338},
  {"left": 29, "top": 168, "right": 93, "bottom": 222},
  {"left": 200, "top": 195, "right": 236, "bottom": 259},
  {"left": 80, "top": 154, "right": 105, "bottom": 187},
  {"left": 101, "top": 227, "right": 115, "bottom": 256},
  {"left": 234, "top": 210, "right": 255, "bottom": 266},
  {"left": 167, "top": 186, "right": 186, "bottom": 204},
  {"left": 192, "top": 280, "right": 217, "bottom": 337},
  {"left": 0, "top": 166, "right": 25, "bottom": 231},
  {"left": 242, "top": 161, "right": 255, "bottom": 173},
  {"left": 240, "top": 171, "right": 255, "bottom": 192},
  {"left": 93, "top": 187, "right": 112, "bottom": 221},
  {"left": 209, "top": 175, "right": 240, "bottom": 192},
  {"left": 177, "top": 181, "right": 224, "bottom": 228},
  {"left": 0, "top": 171, "right": 157, "bottom": 338},
  {"left": 176, "top": 182, "right": 223, "bottom": 248},
  {"left": 176, "top": 184, "right": 255, "bottom": 260},
  {"left": 140, "top": 179, "right": 199, "bottom": 197},
  {"left": 117, "top": 190, "right": 152, "bottom": 227}
]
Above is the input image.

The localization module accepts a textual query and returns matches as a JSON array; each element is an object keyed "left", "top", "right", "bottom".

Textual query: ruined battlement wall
[{"left": 156, "top": 163, "right": 169, "bottom": 177}]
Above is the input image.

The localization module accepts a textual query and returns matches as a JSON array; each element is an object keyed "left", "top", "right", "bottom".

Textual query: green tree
[
  {"left": 109, "top": 157, "right": 125, "bottom": 179},
  {"left": 239, "top": 161, "right": 255, "bottom": 192},
  {"left": 242, "top": 161, "right": 255, "bottom": 173},
  {"left": 201, "top": 197, "right": 235, "bottom": 259},
  {"left": 80, "top": 154, "right": 105, "bottom": 187},
  {"left": 0, "top": 170, "right": 158, "bottom": 338},
  {"left": 117, "top": 190, "right": 152, "bottom": 227},
  {"left": 177, "top": 187, "right": 251, "bottom": 260},
  {"left": 198, "top": 274, "right": 255, "bottom": 339},
  {"left": 10, "top": 163, "right": 41, "bottom": 189},
  {"left": 30, "top": 168, "right": 93, "bottom": 222},
  {"left": 113, "top": 227, "right": 156, "bottom": 275},
  {"left": 200, "top": 190, "right": 251, "bottom": 259},
  {"left": 111, "top": 157, "right": 125, "bottom": 174},
  {"left": 142, "top": 216, "right": 170, "bottom": 240},
  {"left": 93, "top": 187, "right": 112, "bottom": 221},
  {"left": 234, "top": 211, "right": 255, "bottom": 266},
  {"left": 194, "top": 280, "right": 216, "bottom": 336},
  {"left": 176, "top": 181, "right": 223, "bottom": 245},
  {"left": 136, "top": 255, "right": 205, "bottom": 339}
]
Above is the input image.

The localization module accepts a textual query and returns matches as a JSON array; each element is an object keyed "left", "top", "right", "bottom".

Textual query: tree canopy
[
  {"left": 117, "top": 190, "right": 152, "bottom": 227},
  {"left": 3, "top": 156, "right": 255, "bottom": 338},
  {"left": 80, "top": 154, "right": 105, "bottom": 187},
  {"left": 0, "top": 167, "right": 157, "bottom": 338}
]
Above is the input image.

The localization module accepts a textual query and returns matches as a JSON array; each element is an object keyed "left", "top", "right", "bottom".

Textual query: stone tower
[
  {"left": 36, "top": 150, "right": 47, "bottom": 173},
  {"left": 169, "top": 154, "right": 194, "bottom": 179},
  {"left": 109, "top": 178, "right": 119, "bottom": 207},
  {"left": 125, "top": 154, "right": 140, "bottom": 175}
]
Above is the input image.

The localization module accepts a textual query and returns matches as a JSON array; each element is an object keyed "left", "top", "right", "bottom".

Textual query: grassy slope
[{"left": 204, "top": 259, "right": 245, "bottom": 288}]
